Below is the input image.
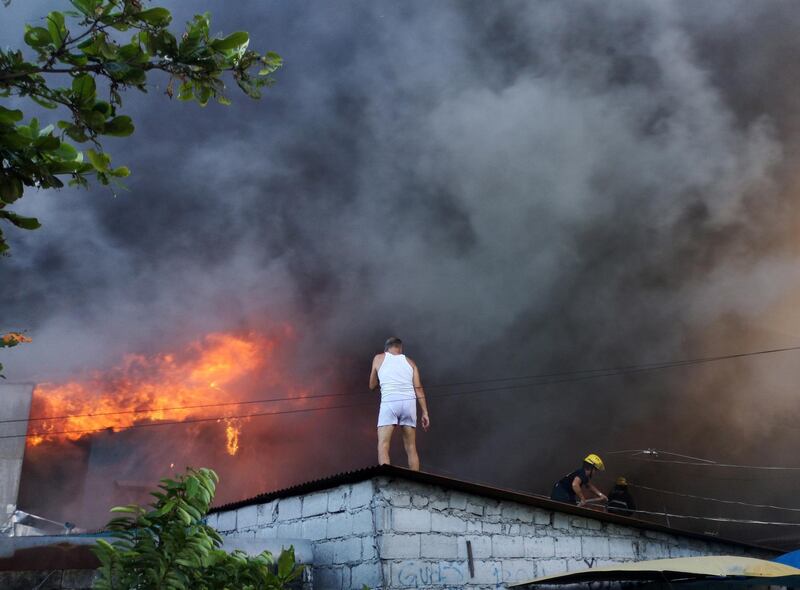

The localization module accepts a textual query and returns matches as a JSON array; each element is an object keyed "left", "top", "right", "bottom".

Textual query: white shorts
[{"left": 377, "top": 399, "right": 417, "bottom": 428}]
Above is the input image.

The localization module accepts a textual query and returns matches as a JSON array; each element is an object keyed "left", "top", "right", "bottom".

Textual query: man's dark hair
[{"left": 384, "top": 336, "right": 403, "bottom": 351}]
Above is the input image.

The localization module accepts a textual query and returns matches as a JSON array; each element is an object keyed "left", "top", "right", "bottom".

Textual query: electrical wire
[
  {"left": 6, "top": 342, "right": 800, "bottom": 425},
  {"left": 620, "top": 507, "right": 800, "bottom": 527},
  {"left": 630, "top": 483, "right": 800, "bottom": 513}
]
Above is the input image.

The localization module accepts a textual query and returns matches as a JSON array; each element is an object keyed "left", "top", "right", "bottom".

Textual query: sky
[{"left": 4, "top": 1, "right": 800, "bottom": 542}]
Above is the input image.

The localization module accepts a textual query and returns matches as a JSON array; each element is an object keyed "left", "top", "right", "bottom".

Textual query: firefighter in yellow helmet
[{"left": 550, "top": 454, "right": 608, "bottom": 507}]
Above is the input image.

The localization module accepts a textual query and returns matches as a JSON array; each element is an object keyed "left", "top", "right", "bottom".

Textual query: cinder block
[
  {"left": 581, "top": 536, "right": 609, "bottom": 558},
  {"left": 352, "top": 509, "right": 374, "bottom": 535},
  {"left": 567, "top": 558, "right": 592, "bottom": 572},
  {"left": 362, "top": 537, "right": 378, "bottom": 560},
  {"left": 467, "top": 520, "right": 482, "bottom": 533},
  {"left": 483, "top": 521, "right": 502, "bottom": 534},
  {"left": 373, "top": 506, "right": 390, "bottom": 532},
  {"left": 277, "top": 497, "right": 302, "bottom": 521},
  {"left": 432, "top": 512, "right": 467, "bottom": 533},
  {"left": 303, "top": 492, "right": 328, "bottom": 517},
  {"left": 552, "top": 513, "right": 571, "bottom": 530},
  {"left": 458, "top": 535, "right": 492, "bottom": 559},
  {"left": 333, "top": 537, "right": 363, "bottom": 564},
  {"left": 554, "top": 536, "right": 582, "bottom": 558},
  {"left": 506, "top": 524, "right": 521, "bottom": 535},
  {"left": 257, "top": 500, "right": 278, "bottom": 525},
  {"left": 412, "top": 494, "right": 430, "bottom": 508},
  {"left": 525, "top": 536, "right": 555, "bottom": 558},
  {"left": 609, "top": 538, "right": 636, "bottom": 559},
  {"left": 485, "top": 502, "right": 502, "bottom": 516},
  {"left": 205, "top": 513, "right": 219, "bottom": 528},
  {"left": 467, "top": 501, "right": 485, "bottom": 516},
  {"left": 253, "top": 526, "right": 278, "bottom": 539},
  {"left": 502, "top": 503, "right": 534, "bottom": 523},
  {"left": 430, "top": 498, "right": 449, "bottom": 511},
  {"left": 534, "top": 509, "right": 552, "bottom": 525},
  {"left": 449, "top": 492, "right": 468, "bottom": 510},
  {"left": 393, "top": 508, "right": 431, "bottom": 532},
  {"left": 302, "top": 516, "right": 327, "bottom": 541},
  {"left": 351, "top": 562, "right": 381, "bottom": 589},
  {"left": 492, "top": 535, "right": 524, "bottom": 558},
  {"left": 62, "top": 569, "right": 97, "bottom": 588},
  {"left": 420, "top": 534, "right": 459, "bottom": 559},
  {"left": 327, "top": 512, "right": 353, "bottom": 539},
  {"left": 539, "top": 559, "right": 568, "bottom": 577},
  {"left": 439, "top": 560, "right": 469, "bottom": 585},
  {"left": 391, "top": 559, "right": 438, "bottom": 587},
  {"left": 471, "top": 560, "right": 503, "bottom": 586},
  {"left": 277, "top": 522, "right": 302, "bottom": 538},
  {"left": 570, "top": 517, "right": 588, "bottom": 529},
  {"left": 350, "top": 481, "right": 374, "bottom": 508},
  {"left": 378, "top": 533, "right": 421, "bottom": 559},
  {"left": 641, "top": 542, "right": 669, "bottom": 560},
  {"left": 313, "top": 566, "right": 343, "bottom": 589},
  {"left": 216, "top": 510, "right": 236, "bottom": 532},
  {"left": 391, "top": 492, "right": 412, "bottom": 507},
  {"left": 237, "top": 505, "right": 258, "bottom": 530},
  {"left": 328, "top": 486, "right": 348, "bottom": 513},
  {"left": 503, "top": 558, "right": 535, "bottom": 583},
  {"left": 586, "top": 518, "right": 602, "bottom": 530},
  {"left": 520, "top": 524, "right": 537, "bottom": 535},
  {"left": 315, "top": 541, "right": 335, "bottom": 565}
]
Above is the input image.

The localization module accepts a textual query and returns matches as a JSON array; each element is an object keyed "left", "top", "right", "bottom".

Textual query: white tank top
[{"left": 377, "top": 353, "right": 416, "bottom": 402}]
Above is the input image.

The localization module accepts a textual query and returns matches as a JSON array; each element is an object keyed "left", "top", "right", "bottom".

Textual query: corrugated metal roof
[{"left": 209, "top": 464, "right": 779, "bottom": 553}]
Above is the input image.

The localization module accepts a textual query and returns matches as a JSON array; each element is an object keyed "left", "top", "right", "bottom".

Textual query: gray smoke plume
[{"left": 4, "top": 0, "right": 800, "bottom": 542}]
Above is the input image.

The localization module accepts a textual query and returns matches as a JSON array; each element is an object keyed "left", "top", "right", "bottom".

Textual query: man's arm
[
  {"left": 408, "top": 358, "right": 430, "bottom": 431},
  {"left": 588, "top": 483, "right": 607, "bottom": 502},
  {"left": 369, "top": 354, "right": 384, "bottom": 391},
  {"left": 572, "top": 476, "right": 587, "bottom": 504}
]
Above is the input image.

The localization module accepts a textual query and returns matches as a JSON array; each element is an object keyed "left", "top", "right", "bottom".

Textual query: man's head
[{"left": 384, "top": 336, "right": 403, "bottom": 353}]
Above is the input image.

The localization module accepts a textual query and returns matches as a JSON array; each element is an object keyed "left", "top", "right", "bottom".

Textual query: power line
[
  {"left": 631, "top": 483, "right": 800, "bottom": 513},
  {"left": 7, "top": 342, "right": 800, "bottom": 426},
  {"left": 614, "top": 449, "right": 800, "bottom": 471},
  {"left": 621, "top": 506, "right": 800, "bottom": 527}
]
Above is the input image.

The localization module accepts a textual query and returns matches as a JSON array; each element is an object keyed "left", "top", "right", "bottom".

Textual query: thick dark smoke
[{"left": 5, "top": 0, "right": 800, "bottom": 544}]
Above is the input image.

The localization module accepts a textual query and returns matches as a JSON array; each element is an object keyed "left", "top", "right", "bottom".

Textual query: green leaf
[
  {"left": 23, "top": 26, "right": 52, "bottom": 48},
  {"left": 72, "top": 73, "right": 96, "bottom": 105},
  {"left": 277, "top": 546, "right": 295, "bottom": 580},
  {"left": 0, "top": 176, "right": 24, "bottom": 204},
  {"left": 46, "top": 11, "right": 67, "bottom": 48},
  {"left": 103, "top": 116, "right": 134, "bottom": 137},
  {"left": 135, "top": 7, "right": 172, "bottom": 26},
  {"left": 0, "top": 211, "right": 41, "bottom": 230},
  {"left": 86, "top": 148, "right": 110, "bottom": 172},
  {"left": 0, "top": 107, "right": 23, "bottom": 125},
  {"left": 210, "top": 31, "right": 249, "bottom": 52}
]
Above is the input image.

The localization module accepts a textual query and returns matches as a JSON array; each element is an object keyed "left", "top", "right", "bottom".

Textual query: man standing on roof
[
  {"left": 369, "top": 337, "right": 430, "bottom": 471},
  {"left": 550, "top": 454, "right": 608, "bottom": 506}
]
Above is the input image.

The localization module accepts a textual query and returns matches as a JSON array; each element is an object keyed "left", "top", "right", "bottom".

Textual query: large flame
[{"left": 27, "top": 332, "right": 282, "bottom": 454}]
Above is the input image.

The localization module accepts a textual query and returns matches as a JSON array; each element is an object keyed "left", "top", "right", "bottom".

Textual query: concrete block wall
[
  {"left": 371, "top": 476, "right": 769, "bottom": 589},
  {"left": 211, "top": 475, "right": 771, "bottom": 590},
  {"left": 209, "top": 480, "right": 380, "bottom": 589}
]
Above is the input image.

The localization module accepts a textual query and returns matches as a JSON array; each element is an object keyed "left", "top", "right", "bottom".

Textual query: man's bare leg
[
  {"left": 377, "top": 425, "right": 394, "bottom": 465},
  {"left": 401, "top": 426, "right": 420, "bottom": 471}
]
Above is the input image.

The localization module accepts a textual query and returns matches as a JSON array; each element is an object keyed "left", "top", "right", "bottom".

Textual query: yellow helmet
[
  {"left": 616, "top": 476, "right": 628, "bottom": 486},
  {"left": 584, "top": 453, "right": 605, "bottom": 471}
]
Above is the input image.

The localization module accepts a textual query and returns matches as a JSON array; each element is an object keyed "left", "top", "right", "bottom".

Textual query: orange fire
[{"left": 27, "top": 331, "right": 286, "bottom": 454}]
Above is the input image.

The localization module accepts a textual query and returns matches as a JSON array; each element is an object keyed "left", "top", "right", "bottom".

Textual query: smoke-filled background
[{"left": 4, "top": 0, "right": 800, "bottom": 546}]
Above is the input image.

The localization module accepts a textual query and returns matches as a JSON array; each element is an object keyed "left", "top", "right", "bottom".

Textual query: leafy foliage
[
  {"left": 0, "top": 0, "right": 282, "bottom": 254},
  {"left": 92, "top": 467, "right": 304, "bottom": 590},
  {"left": 0, "top": 331, "right": 31, "bottom": 378}
]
